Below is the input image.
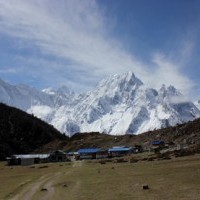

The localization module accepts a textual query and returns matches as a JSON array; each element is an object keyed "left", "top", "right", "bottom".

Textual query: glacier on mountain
[{"left": 0, "top": 72, "right": 199, "bottom": 136}]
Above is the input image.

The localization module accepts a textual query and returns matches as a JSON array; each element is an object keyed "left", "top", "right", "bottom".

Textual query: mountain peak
[
  {"left": 43, "top": 86, "right": 74, "bottom": 97},
  {"left": 112, "top": 71, "right": 142, "bottom": 83},
  {"left": 57, "top": 85, "right": 74, "bottom": 96},
  {"left": 98, "top": 71, "right": 143, "bottom": 92},
  {"left": 159, "top": 84, "right": 181, "bottom": 98},
  {"left": 42, "top": 87, "right": 56, "bottom": 95}
]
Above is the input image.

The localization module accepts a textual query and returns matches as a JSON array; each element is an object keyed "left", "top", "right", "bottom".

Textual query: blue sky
[{"left": 0, "top": 0, "right": 200, "bottom": 99}]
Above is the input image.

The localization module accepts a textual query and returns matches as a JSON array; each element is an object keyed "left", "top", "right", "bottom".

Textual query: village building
[
  {"left": 133, "top": 145, "right": 143, "bottom": 153},
  {"left": 96, "top": 149, "right": 108, "bottom": 159},
  {"left": 151, "top": 140, "right": 165, "bottom": 153},
  {"left": 6, "top": 154, "right": 50, "bottom": 166},
  {"left": 7, "top": 150, "right": 68, "bottom": 165},
  {"left": 49, "top": 150, "right": 68, "bottom": 162},
  {"left": 108, "top": 146, "right": 133, "bottom": 157},
  {"left": 151, "top": 140, "right": 165, "bottom": 146},
  {"left": 77, "top": 148, "right": 103, "bottom": 159}
]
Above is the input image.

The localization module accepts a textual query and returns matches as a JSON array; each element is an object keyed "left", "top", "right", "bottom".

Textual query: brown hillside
[{"left": 36, "top": 118, "right": 200, "bottom": 153}]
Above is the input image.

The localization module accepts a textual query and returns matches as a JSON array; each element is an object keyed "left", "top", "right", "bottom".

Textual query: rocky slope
[{"left": 36, "top": 117, "right": 200, "bottom": 155}]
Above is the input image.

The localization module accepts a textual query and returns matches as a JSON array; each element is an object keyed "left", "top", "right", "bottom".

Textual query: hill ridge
[{"left": 0, "top": 103, "right": 67, "bottom": 160}]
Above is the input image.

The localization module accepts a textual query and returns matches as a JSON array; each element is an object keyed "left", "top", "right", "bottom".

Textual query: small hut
[
  {"left": 50, "top": 150, "right": 67, "bottom": 162},
  {"left": 151, "top": 140, "right": 165, "bottom": 153}
]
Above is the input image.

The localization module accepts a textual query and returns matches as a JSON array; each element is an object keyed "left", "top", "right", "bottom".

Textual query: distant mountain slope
[
  {"left": 0, "top": 72, "right": 200, "bottom": 136},
  {"left": 0, "top": 103, "right": 66, "bottom": 160},
  {"left": 37, "top": 117, "right": 200, "bottom": 154}
]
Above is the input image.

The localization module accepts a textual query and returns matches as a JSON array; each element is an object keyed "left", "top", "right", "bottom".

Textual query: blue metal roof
[
  {"left": 152, "top": 141, "right": 165, "bottom": 145},
  {"left": 78, "top": 148, "right": 101, "bottom": 154},
  {"left": 108, "top": 147, "right": 132, "bottom": 152}
]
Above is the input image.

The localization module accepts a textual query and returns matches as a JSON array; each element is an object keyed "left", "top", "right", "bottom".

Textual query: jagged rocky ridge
[{"left": 0, "top": 72, "right": 200, "bottom": 136}]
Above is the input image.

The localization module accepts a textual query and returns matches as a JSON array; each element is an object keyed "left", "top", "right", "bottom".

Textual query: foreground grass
[{"left": 0, "top": 154, "right": 200, "bottom": 200}]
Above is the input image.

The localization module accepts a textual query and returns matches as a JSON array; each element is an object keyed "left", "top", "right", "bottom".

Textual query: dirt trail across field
[
  {"left": 72, "top": 160, "right": 83, "bottom": 167},
  {"left": 8, "top": 162, "right": 83, "bottom": 200},
  {"left": 8, "top": 161, "right": 83, "bottom": 200},
  {"left": 9, "top": 175, "right": 48, "bottom": 200},
  {"left": 8, "top": 172, "right": 63, "bottom": 200},
  {"left": 39, "top": 172, "right": 61, "bottom": 200}
]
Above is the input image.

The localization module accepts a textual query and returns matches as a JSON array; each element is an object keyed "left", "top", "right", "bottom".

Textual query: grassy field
[{"left": 0, "top": 154, "right": 200, "bottom": 200}]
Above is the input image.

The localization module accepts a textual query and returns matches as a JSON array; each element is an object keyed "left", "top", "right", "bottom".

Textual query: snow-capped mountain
[
  {"left": 0, "top": 72, "right": 200, "bottom": 136},
  {"left": 194, "top": 100, "right": 200, "bottom": 110},
  {"left": 0, "top": 78, "right": 54, "bottom": 110}
]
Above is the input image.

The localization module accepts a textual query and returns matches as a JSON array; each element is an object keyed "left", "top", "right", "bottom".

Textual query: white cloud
[
  {"left": 169, "top": 96, "right": 190, "bottom": 104},
  {"left": 27, "top": 105, "right": 53, "bottom": 119},
  {"left": 180, "top": 39, "right": 195, "bottom": 60},
  {"left": 0, "top": 67, "right": 18, "bottom": 74},
  {"left": 151, "top": 53, "right": 194, "bottom": 95},
  {"left": 0, "top": 0, "right": 195, "bottom": 97}
]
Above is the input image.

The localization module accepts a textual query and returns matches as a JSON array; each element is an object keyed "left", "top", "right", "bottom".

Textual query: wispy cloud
[
  {"left": 0, "top": 0, "right": 195, "bottom": 97},
  {"left": 151, "top": 53, "right": 194, "bottom": 95},
  {"left": 0, "top": 67, "right": 18, "bottom": 74}
]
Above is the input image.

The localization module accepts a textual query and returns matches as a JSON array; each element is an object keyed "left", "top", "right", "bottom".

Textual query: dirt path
[
  {"left": 9, "top": 175, "right": 48, "bottom": 200},
  {"left": 8, "top": 163, "right": 82, "bottom": 200},
  {"left": 39, "top": 172, "right": 61, "bottom": 200},
  {"left": 72, "top": 161, "right": 83, "bottom": 167},
  {"left": 8, "top": 172, "right": 63, "bottom": 200},
  {"left": 21, "top": 176, "right": 48, "bottom": 200}
]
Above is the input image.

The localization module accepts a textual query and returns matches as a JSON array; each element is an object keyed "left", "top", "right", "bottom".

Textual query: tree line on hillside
[{"left": 0, "top": 103, "right": 67, "bottom": 160}]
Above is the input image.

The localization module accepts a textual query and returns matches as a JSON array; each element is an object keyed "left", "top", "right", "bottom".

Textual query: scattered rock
[
  {"left": 38, "top": 165, "right": 48, "bottom": 169},
  {"left": 130, "top": 158, "right": 139, "bottom": 163},
  {"left": 41, "top": 188, "right": 48, "bottom": 191},
  {"left": 142, "top": 184, "right": 149, "bottom": 190},
  {"left": 63, "top": 184, "right": 68, "bottom": 187}
]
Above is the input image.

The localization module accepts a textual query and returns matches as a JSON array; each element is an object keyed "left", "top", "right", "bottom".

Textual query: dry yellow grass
[{"left": 0, "top": 154, "right": 200, "bottom": 200}]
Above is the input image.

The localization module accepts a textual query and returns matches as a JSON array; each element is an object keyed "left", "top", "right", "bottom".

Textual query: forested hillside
[{"left": 0, "top": 103, "right": 66, "bottom": 160}]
